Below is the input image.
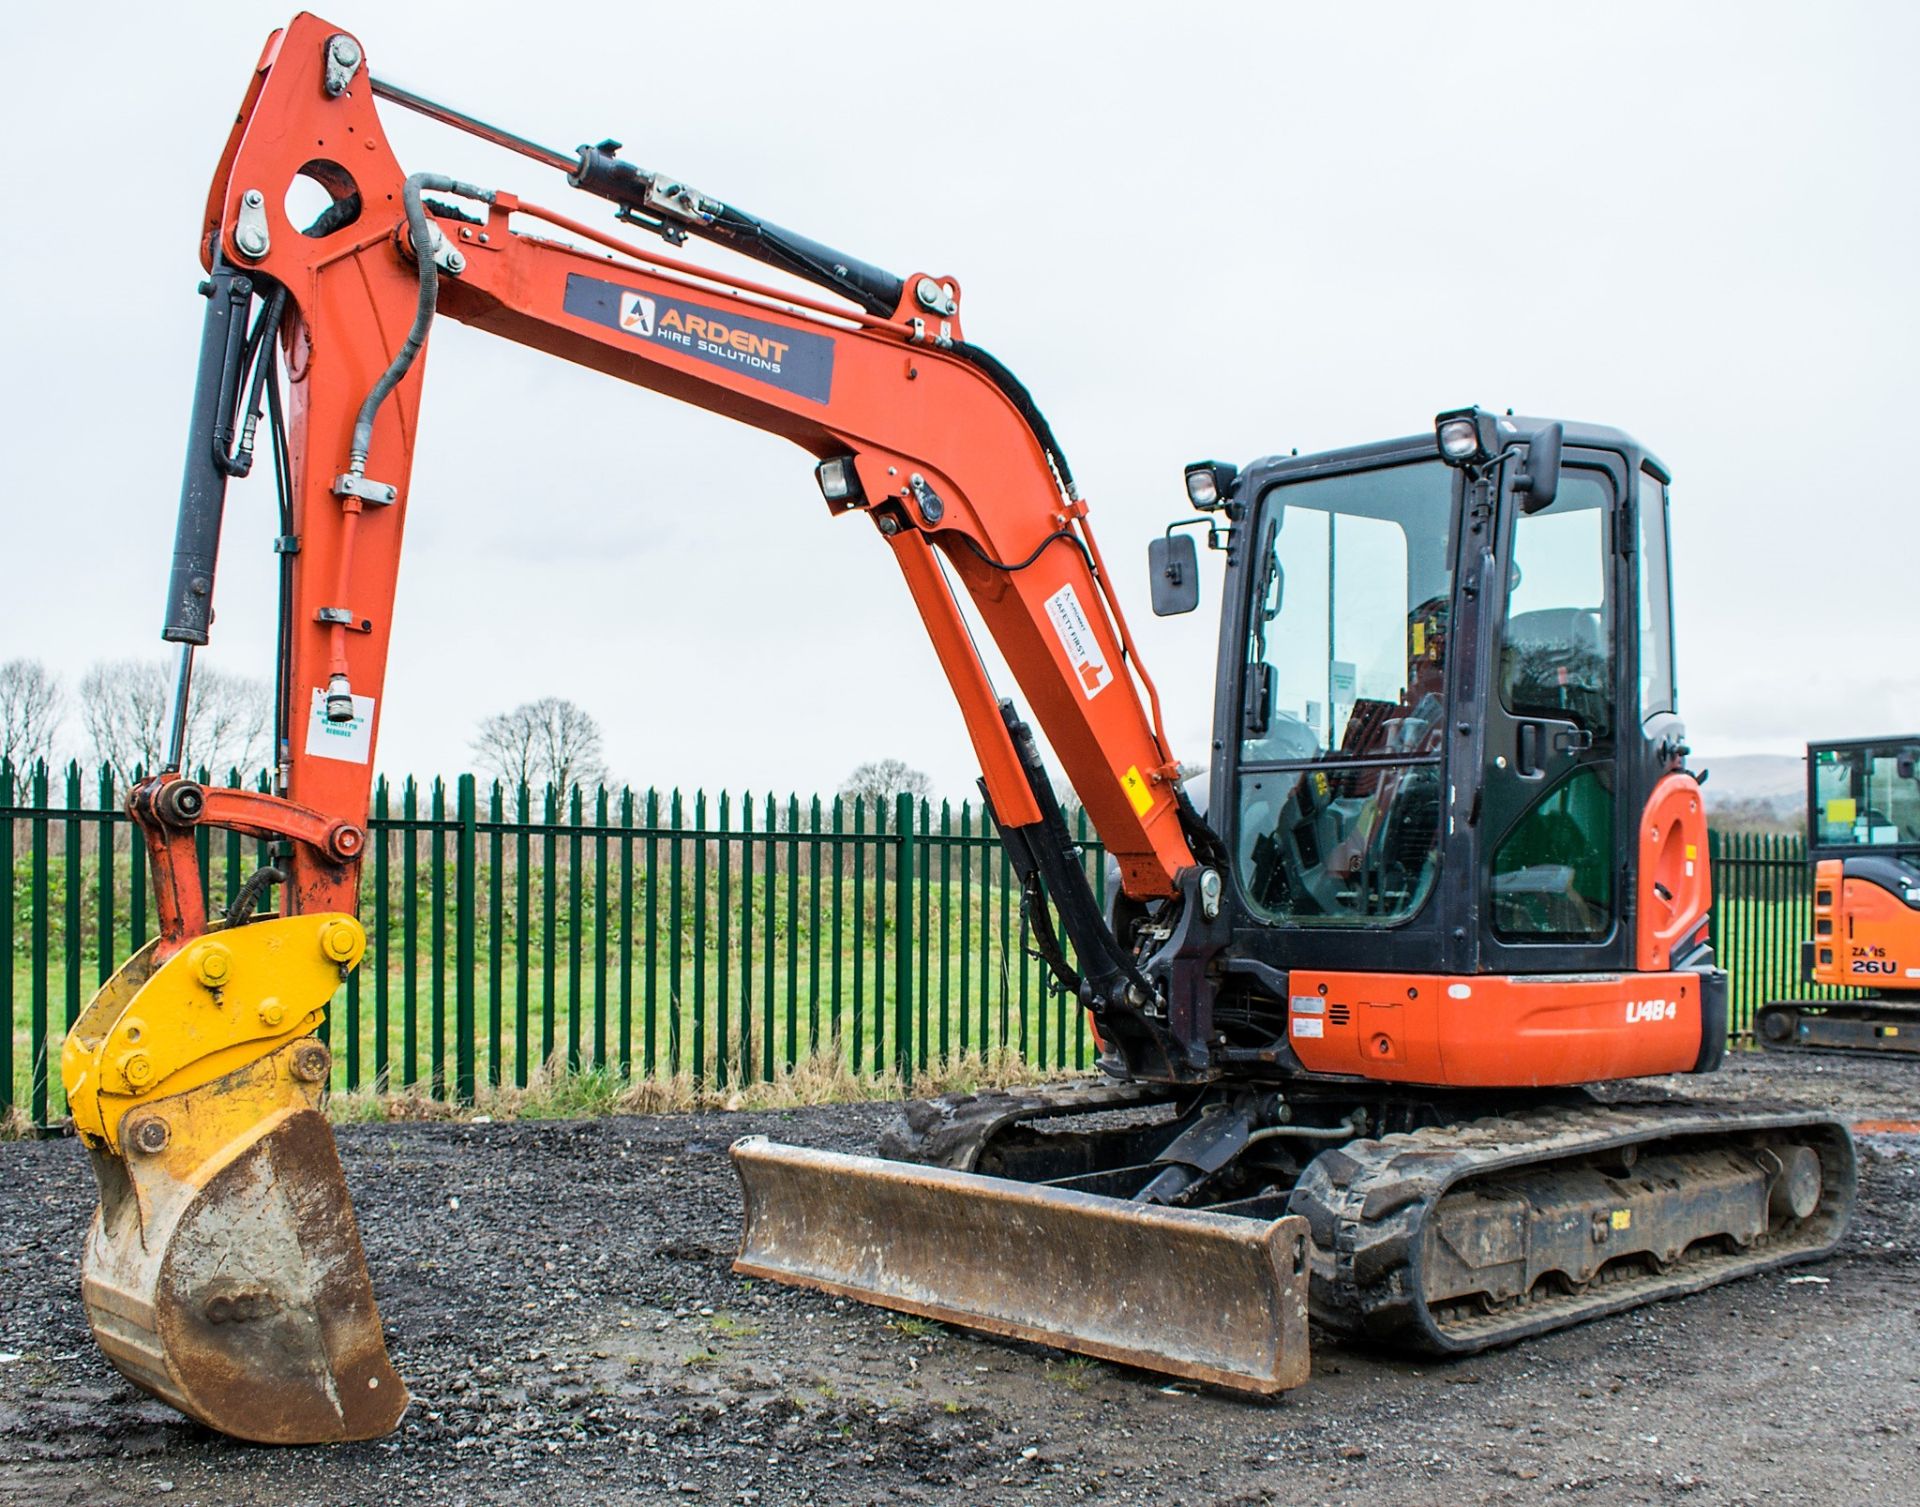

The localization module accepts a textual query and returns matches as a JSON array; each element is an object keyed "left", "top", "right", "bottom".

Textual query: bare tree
[
  {"left": 80, "top": 659, "right": 270, "bottom": 783},
  {"left": 472, "top": 697, "right": 608, "bottom": 805},
  {"left": 839, "top": 758, "right": 934, "bottom": 807},
  {"left": 0, "top": 659, "right": 64, "bottom": 771}
]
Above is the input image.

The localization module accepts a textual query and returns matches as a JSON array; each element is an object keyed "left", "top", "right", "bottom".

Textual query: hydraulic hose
[
  {"left": 348, "top": 172, "right": 494, "bottom": 473},
  {"left": 329, "top": 173, "right": 495, "bottom": 723}
]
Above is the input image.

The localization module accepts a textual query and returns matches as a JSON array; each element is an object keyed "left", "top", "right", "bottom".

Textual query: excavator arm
[
  {"left": 167, "top": 11, "right": 1210, "bottom": 1040},
  {"left": 61, "top": 12, "right": 1273, "bottom": 1441}
]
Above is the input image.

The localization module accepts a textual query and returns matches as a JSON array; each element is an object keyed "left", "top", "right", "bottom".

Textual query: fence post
[
  {"left": 2, "top": 761, "right": 13, "bottom": 1121},
  {"left": 374, "top": 776, "right": 390, "bottom": 1092},
  {"left": 456, "top": 773, "right": 477, "bottom": 1105},
  {"left": 431, "top": 777, "right": 447, "bottom": 1098},
  {"left": 63, "top": 762, "right": 82, "bottom": 1037},
  {"left": 97, "top": 765, "right": 116, "bottom": 990},
  {"left": 894, "top": 791, "right": 915, "bottom": 1085},
  {"left": 31, "top": 762, "right": 49, "bottom": 1126}
]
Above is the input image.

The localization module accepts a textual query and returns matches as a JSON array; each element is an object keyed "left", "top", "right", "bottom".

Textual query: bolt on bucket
[
  {"left": 731, "top": 1136, "right": 1312, "bottom": 1394},
  {"left": 62, "top": 916, "right": 407, "bottom": 1443}
]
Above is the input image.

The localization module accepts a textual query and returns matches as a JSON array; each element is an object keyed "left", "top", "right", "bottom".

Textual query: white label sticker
[
  {"left": 1447, "top": 983, "right": 1472, "bottom": 999},
  {"left": 1290, "top": 995, "right": 1325, "bottom": 1014},
  {"left": 305, "top": 688, "right": 376, "bottom": 764},
  {"left": 1043, "top": 583, "right": 1112, "bottom": 699},
  {"left": 1291, "top": 1016, "right": 1325, "bottom": 1039}
]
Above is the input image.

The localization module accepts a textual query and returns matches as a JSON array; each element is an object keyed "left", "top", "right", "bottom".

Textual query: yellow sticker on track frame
[
  {"left": 1610, "top": 1209, "right": 1632, "bottom": 1231},
  {"left": 1122, "top": 765, "right": 1155, "bottom": 817}
]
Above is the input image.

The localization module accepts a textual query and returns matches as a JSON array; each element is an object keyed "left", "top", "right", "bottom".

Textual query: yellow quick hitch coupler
[{"left": 60, "top": 913, "right": 408, "bottom": 1444}]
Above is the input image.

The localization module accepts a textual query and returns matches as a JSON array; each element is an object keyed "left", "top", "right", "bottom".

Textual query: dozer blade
[
  {"left": 731, "top": 1136, "right": 1311, "bottom": 1394},
  {"left": 62, "top": 913, "right": 406, "bottom": 1443}
]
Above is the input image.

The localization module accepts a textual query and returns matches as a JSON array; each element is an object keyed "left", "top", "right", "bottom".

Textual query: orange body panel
[
  {"left": 1286, "top": 969, "right": 1703, "bottom": 1087},
  {"left": 1809, "top": 858, "right": 1920, "bottom": 991},
  {"left": 1636, "top": 773, "right": 1711, "bottom": 970}
]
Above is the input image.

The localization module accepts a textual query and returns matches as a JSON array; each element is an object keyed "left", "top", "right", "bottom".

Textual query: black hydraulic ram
[
  {"left": 369, "top": 76, "right": 906, "bottom": 318},
  {"left": 162, "top": 266, "right": 256, "bottom": 646},
  {"left": 985, "top": 701, "right": 1191, "bottom": 1080}
]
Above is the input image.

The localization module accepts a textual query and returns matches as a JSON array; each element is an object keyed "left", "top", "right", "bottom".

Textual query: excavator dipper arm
[{"left": 64, "top": 12, "right": 1294, "bottom": 1439}]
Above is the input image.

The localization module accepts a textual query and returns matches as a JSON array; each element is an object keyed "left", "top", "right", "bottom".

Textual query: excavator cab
[{"left": 1203, "top": 415, "right": 1714, "bottom": 1034}]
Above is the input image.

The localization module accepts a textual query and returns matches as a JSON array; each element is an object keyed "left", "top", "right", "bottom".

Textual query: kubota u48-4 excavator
[{"left": 59, "top": 13, "right": 1857, "bottom": 1443}]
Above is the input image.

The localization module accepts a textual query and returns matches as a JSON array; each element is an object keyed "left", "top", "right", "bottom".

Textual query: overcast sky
[{"left": 4, "top": 1, "right": 1914, "bottom": 800}]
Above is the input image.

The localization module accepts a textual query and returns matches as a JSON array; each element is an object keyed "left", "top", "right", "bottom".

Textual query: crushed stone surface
[{"left": 2, "top": 1053, "right": 1916, "bottom": 1506}]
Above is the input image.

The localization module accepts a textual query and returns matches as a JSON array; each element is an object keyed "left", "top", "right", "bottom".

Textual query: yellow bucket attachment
[
  {"left": 61, "top": 915, "right": 406, "bottom": 1443},
  {"left": 732, "top": 1137, "right": 1311, "bottom": 1394}
]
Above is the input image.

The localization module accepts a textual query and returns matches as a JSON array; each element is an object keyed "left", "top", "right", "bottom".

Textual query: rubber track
[
  {"left": 1756, "top": 998, "right": 1920, "bottom": 1057},
  {"left": 1288, "top": 1098, "right": 1856, "bottom": 1355}
]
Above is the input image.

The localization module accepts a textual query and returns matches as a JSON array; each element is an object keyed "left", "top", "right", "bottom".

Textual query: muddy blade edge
[{"left": 730, "top": 1137, "right": 1312, "bottom": 1394}]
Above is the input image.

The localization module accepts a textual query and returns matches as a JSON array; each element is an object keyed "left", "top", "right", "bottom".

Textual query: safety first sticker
[
  {"left": 1044, "top": 583, "right": 1113, "bottom": 699},
  {"left": 306, "top": 689, "right": 375, "bottom": 764}
]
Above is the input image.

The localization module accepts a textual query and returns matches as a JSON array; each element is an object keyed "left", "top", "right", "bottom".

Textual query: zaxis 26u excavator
[
  {"left": 60, "top": 13, "right": 1855, "bottom": 1443},
  {"left": 1757, "top": 735, "right": 1920, "bottom": 1054}
]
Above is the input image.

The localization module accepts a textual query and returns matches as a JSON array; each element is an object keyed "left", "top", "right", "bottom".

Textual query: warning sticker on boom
[
  {"left": 562, "top": 273, "right": 835, "bottom": 404},
  {"left": 1044, "top": 583, "right": 1113, "bottom": 699},
  {"left": 305, "top": 688, "right": 374, "bottom": 765}
]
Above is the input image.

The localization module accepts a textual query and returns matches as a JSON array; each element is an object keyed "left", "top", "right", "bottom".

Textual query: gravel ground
[{"left": 3, "top": 1053, "right": 1917, "bottom": 1507}]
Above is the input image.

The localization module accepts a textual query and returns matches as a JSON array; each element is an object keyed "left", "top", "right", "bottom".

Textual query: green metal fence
[
  {"left": 3, "top": 762, "right": 1857, "bottom": 1128},
  {"left": 1705, "top": 828, "right": 1863, "bottom": 1035},
  {"left": 4, "top": 761, "right": 1105, "bottom": 1126}
]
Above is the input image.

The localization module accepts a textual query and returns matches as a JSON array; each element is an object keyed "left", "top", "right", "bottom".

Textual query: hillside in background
[{"left": 1695, "top": 752, "right": 1804, "bottom": 834}]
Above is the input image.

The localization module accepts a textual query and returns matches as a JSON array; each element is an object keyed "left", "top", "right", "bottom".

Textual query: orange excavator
[
  {"left": 60, "top": 13, "right": 1856, "bottom": 1443},
  {"left": 1757, "top": 736, "right": 1920, "bottom": 1054}
]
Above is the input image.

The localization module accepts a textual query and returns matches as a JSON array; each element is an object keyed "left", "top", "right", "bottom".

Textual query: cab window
[
  {"left": 1637, "top": 471, "right": 1675, "bottom": 718},
  {"left": 1813, "top": 743, "right": 1920, "bottom": 847},
  {"left": 1499, "top": 471, "right": 1614, "bottom": 740},
  {"left": 1236, "top": 460, "right": 1454, "bottom": 925}
]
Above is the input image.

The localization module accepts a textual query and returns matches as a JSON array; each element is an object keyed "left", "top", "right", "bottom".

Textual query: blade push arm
[{"left": 148, "top": 13, "right": 1220, "bottom": 1073}]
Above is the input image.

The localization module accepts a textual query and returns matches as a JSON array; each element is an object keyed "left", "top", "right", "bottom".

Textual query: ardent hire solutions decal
[{"left": 563, "top": 274, "right": 835, "bottom": 404}]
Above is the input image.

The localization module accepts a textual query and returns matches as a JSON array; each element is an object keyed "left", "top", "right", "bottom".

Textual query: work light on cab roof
[{"left": 1183, "top": 459, "right": 1238, "bottom": 510}]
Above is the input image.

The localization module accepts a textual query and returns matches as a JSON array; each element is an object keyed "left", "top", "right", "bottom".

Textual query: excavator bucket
[
  {"left": 731, "top": 1137, "right": 1312, "bottom": 1394},
  {"left": 60, "top": 916, "right": 407, "bottom": 1443}
]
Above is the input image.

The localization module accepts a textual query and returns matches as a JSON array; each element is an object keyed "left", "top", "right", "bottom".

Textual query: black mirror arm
[{"left": 1164, "top": 517, "right": 1227, "bottom": 551}]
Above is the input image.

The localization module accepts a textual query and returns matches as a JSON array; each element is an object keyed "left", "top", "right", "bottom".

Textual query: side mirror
[
  {"left": 1515, "top": 421, "right": 1563, "bottom": 514},
  {"left": 1898, "top": 752, "right": 1917, "bottom": 782},
  {"left": 1148, "top": 533, "right": 1200, "bottom": 616}
]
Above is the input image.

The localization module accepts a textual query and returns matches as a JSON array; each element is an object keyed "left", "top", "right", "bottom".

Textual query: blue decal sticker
[{"left": 563, "top": 273, "right": 835, "bottom": 404}]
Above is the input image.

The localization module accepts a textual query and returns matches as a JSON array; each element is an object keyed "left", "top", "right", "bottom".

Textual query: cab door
[{"left": 1475, "top": 453, "right": 1632, "bottom": 973}]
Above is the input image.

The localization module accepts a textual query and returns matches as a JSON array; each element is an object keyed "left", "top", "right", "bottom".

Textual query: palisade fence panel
[
  {"left": 4, "top": 762, "right": 1848, "bottom": 1128},
  {"left": 3, "top": 761, "right": 1107, "bottom": 1125},
  {"left": 1704, "top": 828, "right": 1864, "bottom": 1035}
]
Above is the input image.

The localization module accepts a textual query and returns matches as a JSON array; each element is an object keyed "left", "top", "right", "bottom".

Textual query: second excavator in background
[{"left": 1758, "top": 735, "right": 1920, "bottom": 1055}]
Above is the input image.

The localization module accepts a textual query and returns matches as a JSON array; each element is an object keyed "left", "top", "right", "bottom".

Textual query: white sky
[{"left": 4, "top": 1, "right": 1914, "bottom": 801}]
